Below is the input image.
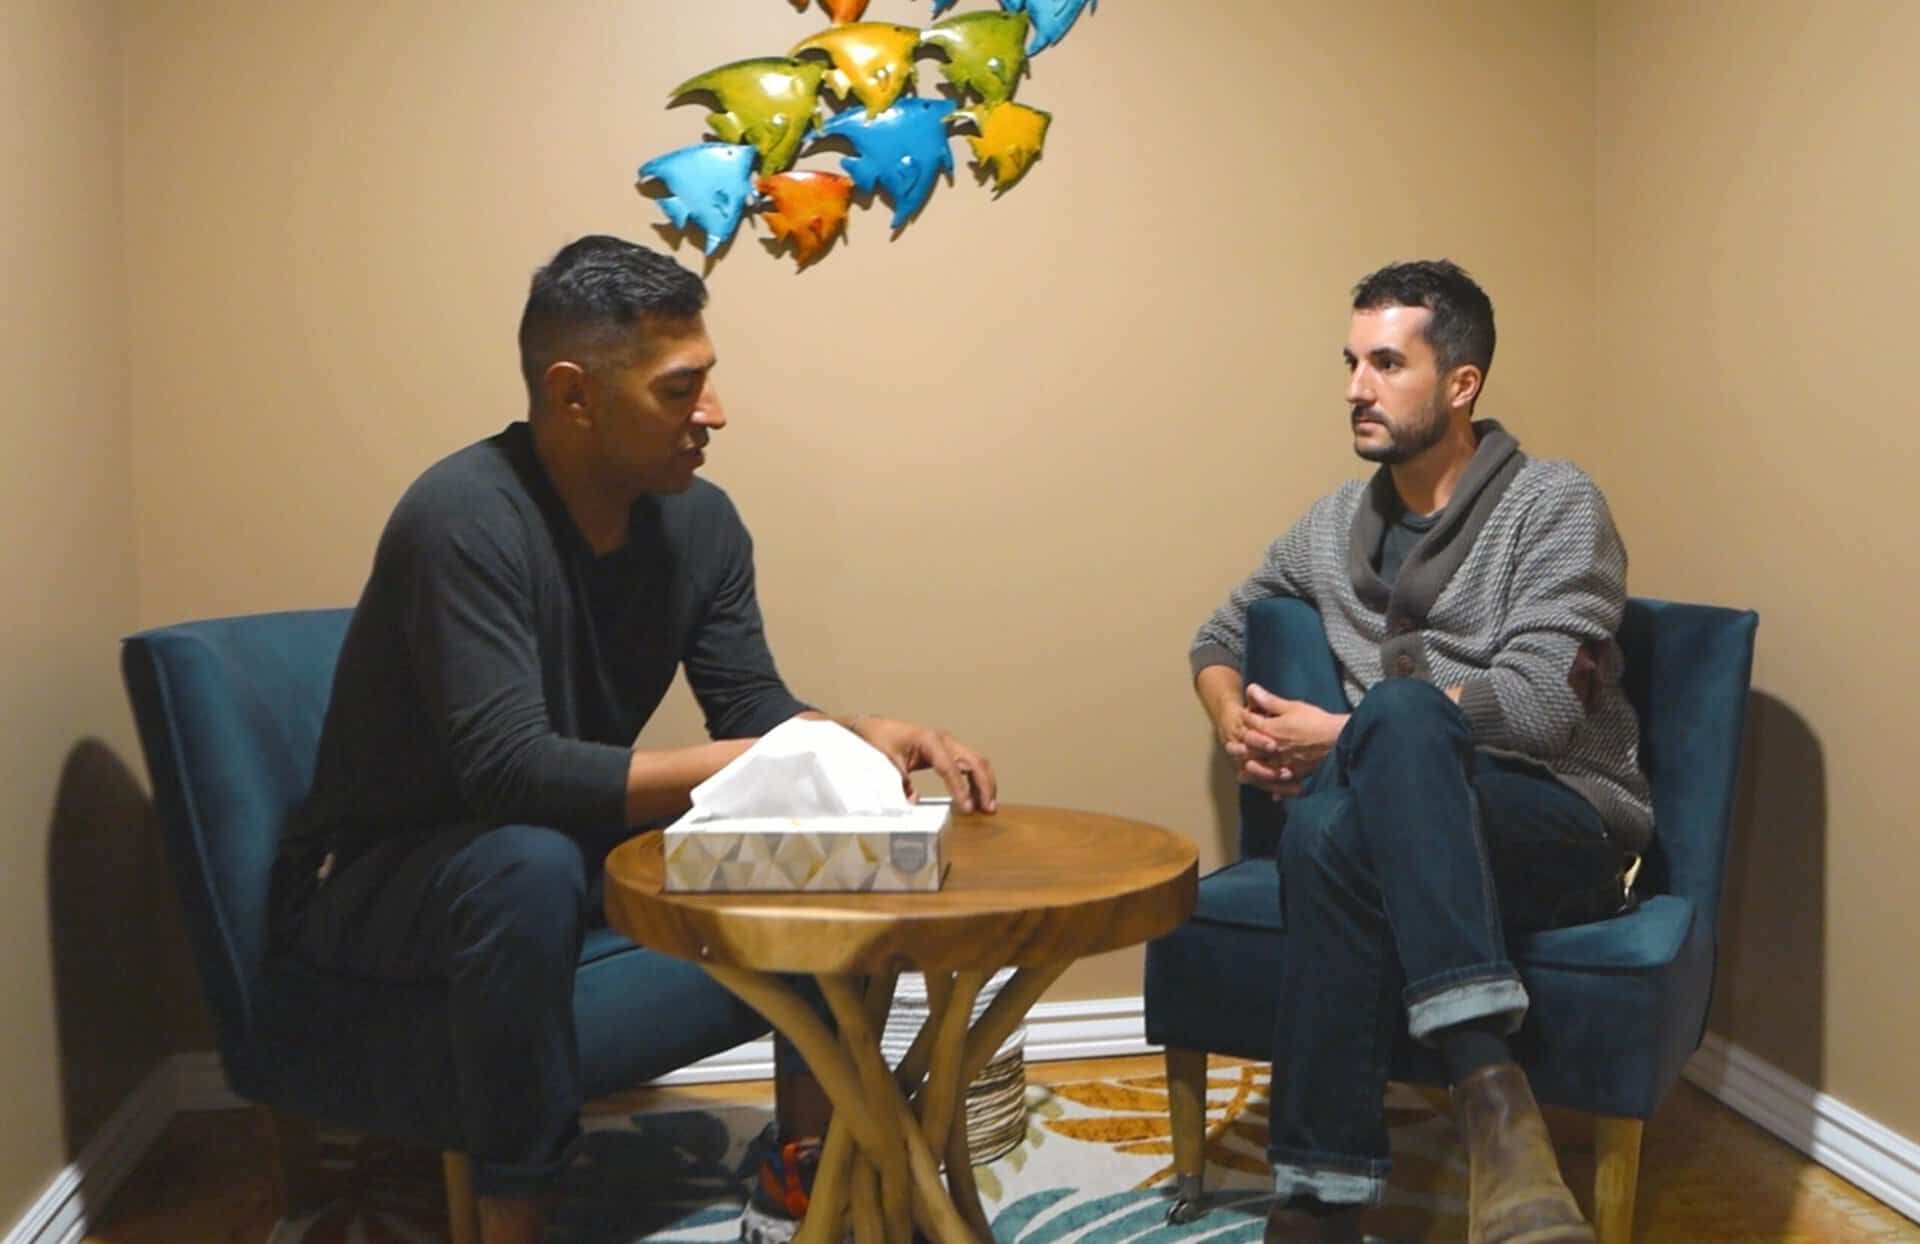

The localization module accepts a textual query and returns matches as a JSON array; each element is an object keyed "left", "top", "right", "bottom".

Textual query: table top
[{"left": 602, "top": 804, "right": 1198, "bottom": 974}]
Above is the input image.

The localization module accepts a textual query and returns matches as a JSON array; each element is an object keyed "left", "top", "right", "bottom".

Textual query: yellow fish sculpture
[
  {"left": 958, "top": 100, "right": 1052, "bottom": 191},
  {"left": 791, "top": 23, "right": 921, "bottom": 116},
  {"left": 669, "top": 58, "right": 827, "bottom": 176}
]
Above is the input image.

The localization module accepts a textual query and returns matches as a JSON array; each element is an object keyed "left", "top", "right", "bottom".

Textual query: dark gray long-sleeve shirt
[{"left": 284, "top": 421, "right": 809, "bottom": 869}]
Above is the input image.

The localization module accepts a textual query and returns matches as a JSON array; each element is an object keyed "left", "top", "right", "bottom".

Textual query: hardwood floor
[
  {"left": 82, "top": 1055, "right": 1919, "bottom": 1243},
  {"left": 83, "top": 1107, "right": 282, "bottom": 1244}
]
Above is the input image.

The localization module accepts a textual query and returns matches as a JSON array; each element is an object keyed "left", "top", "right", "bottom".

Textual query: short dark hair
[
  {"left": 1351, "top": 259, "right": 1496, "bottom": 378},
  {"left": 517, "top": 235, "right": 708, "bottom": 399}
]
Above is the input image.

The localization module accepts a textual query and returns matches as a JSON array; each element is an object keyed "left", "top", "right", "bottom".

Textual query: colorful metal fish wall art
[
  {"left": 791, "top": 0, "right": 872, "bottom": 23},
  {"left": 638, "top": 0, "right": 1101, "bottom": 266}
]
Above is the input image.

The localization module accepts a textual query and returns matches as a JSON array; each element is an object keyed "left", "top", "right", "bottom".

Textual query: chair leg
[
  {"left": 444, "top": 1150, "right": 481, "bottom": 1244},
  {"left": 1592, "top": 1116, "right": 1643, "bottom": 1244},
  {"left": 1165, "top": 1046, "right": 1209, "bottom": 1223}
]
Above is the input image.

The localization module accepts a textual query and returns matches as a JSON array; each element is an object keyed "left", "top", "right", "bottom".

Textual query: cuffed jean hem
[
  {"left": 473, "top": 1150, "right": 570, "bottom": 1200},
  {"left": 1268, "top": 1153, "right": 1388, "bottom": 1208},
  {"left": 1405, "top": 973, "right": 1529, "bottom": 1044}
]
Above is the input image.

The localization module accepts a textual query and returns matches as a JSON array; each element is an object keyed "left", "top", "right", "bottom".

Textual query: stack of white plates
[
  {"left": 880, "top": 969, "right": 1029, "bottom": 1165},
  {"left": 958, "top": 1046, "right": 1028, "bottom": 1164}
]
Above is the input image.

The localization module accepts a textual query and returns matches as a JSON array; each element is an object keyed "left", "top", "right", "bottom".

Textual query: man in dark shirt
[{"left": 273, "top": 235, "right": 998, "bottom": 1244}]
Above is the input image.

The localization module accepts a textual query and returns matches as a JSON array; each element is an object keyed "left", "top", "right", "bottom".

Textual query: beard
[{"left": 1352, "top": 390, "right": 1451, "bottom": 465}]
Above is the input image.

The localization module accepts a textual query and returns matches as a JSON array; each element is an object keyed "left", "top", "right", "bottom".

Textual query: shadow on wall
[
  {"left": 46, "top": 737, "right": 215, "bottom": 1162},
  {"left": 46, "top": 739, "right": 165, "bottom": 1160},
  {"left": 1708, "top": 689, "right": 1826, "bottom": 1090}
]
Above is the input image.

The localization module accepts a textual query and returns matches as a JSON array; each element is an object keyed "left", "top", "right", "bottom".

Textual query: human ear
[
  {"left": 1448, "top": 364, "right": 1484, "bottom": 412},
  {"left": 543, "top": 361, "right": 592, "bottom": 427}
]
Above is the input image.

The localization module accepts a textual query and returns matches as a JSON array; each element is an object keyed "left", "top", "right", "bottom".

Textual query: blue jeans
[
  {"left": 289, "top": 822, "right": 624, "bottom": 1199},
  {"left": 1266, "top": 678, "right": 1624, "bottom": 1206}
]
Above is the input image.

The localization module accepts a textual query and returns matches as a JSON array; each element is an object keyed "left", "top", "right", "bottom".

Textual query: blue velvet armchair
[
  {"left": 122, "top": 610, "right": 770, "bottom": 1240},
  {"left": 1143, "top": 596, "right": 1757, "bottom": 1244}
]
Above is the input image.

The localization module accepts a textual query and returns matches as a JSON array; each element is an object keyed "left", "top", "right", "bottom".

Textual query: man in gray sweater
[{"left": 1191, "top": 261, "right": 1646, "bottom": 1244}]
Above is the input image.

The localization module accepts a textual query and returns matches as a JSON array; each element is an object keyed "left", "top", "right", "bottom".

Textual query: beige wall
[
  {"left": 0, "top": 0, "right": 142, "bottom": 1225},
  {"left": 15, "top": 0, "right": 1919, "bottom": 1227},
  {"left": 122, "top": 0, "right": 1596, "bottom": 1003},
  {"left": 1594, "top": 1, "right": 1920, "bottom": 1138}
]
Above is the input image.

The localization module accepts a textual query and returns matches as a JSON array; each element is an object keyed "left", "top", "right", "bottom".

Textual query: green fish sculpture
[
  {"left": 920, "top": 10, "right": 1030, "bottom": 105},
  {"left": 669, "top": 58, "right": 827, "bottom": 176}
]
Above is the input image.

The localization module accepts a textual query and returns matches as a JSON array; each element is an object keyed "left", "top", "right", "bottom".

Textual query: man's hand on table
[{"left": 847, "top": 716, "right": 999, "bottom": 815}]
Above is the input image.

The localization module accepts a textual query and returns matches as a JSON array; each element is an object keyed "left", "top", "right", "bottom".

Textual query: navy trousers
[
  {"left": 1266, "top": 678, "right": 1626, "bottom": 1205},
  {"left": 289, "top": 822, "right": 622, "bottom": 1198}
]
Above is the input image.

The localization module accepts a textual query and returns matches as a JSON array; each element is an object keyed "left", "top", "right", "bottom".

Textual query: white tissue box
[{"left": 661, "top": 802, "right": 951, "bottom": 893}]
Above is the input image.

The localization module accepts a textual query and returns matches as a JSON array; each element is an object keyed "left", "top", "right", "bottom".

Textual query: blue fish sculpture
[
  {"left": 1001, "top": 0, "right": 1096, "bottom": 53},
  {"left": 814, "top": 97, "right": 958, "bottom": 231},
  {"left": 921, "top": 0, "right": 962, "bottom": 14},
  {"left": 637, "top": 142, "right": 758, "bottom": 256}
]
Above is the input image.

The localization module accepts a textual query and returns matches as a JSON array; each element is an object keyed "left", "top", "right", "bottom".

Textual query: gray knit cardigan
[{"left": 1191, "top": 421, "right": 1653, "bottom": 850}]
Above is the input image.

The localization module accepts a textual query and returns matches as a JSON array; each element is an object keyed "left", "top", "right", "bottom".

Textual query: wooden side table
[{"left": 603, "top": 804, "right": 1198, "bottom": 1244}]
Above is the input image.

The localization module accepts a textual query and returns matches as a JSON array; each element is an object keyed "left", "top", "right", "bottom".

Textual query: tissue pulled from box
[
  {"left": 666, "top": 719, "right": 947, "bottom": 892},
  {"left": 688, "top": 718, "right": 911, "bottom": 820}
]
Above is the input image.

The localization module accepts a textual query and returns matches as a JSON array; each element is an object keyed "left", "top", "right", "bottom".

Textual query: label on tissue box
[{"left": 662, "top": 802, "right": 950, "bottom": 892}]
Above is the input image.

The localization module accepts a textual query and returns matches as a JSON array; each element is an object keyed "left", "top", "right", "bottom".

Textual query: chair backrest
[
  {"left": 1237, "top": 596, "right": 1758, "bottom": 934},
  {"left": 122, "top": 610, "right": 352, "bottom": 1055},
  {"left": 1615, "top": 598, "right": 1758, "bottom": 935}
]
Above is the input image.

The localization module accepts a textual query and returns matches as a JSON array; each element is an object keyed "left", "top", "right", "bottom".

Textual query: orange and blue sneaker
[{"left": 738, "top": 1124, "right": 822, "bottom": 1244}]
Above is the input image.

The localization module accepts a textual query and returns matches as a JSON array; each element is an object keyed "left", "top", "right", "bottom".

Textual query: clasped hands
[{"left": 1219, "top": 685, "right": 1349, "bottom": 800}]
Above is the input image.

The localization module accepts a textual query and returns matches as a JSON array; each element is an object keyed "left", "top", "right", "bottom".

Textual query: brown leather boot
[
  {"left": 1453, "top": 1064, "right": 1595, "bottom": 1244},
  {"left": 1263, "top": 1201, "right": 1366, "bottom": 1244}
]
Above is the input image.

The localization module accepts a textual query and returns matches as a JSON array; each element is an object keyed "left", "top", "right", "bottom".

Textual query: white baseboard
[
  {"left": 1, "top": 1062, "right": 175, "bottom": 1244},
  {"left": 1018, "top": 995, "right": 1161, "bottom": 1062},
  {"left": 1685, "top": 1032, "right": 1920, "bottom": 1224},
  {"left": 163, "top": 996, "right": 1162, "bottom": 1100},
  {"left": 652, "top": 993, "right": 1159, "bottom": 1086},
  {"left": 655, "top": 1038, "right": 777, "bottom": 1086}
]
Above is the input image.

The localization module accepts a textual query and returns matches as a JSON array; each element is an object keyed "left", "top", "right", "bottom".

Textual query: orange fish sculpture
[
  {"left": 787, "top": 0, "right": 870, "bottom": 23},
  {"left": 757, "top": 170, "right": 855, "bottom": 267}
]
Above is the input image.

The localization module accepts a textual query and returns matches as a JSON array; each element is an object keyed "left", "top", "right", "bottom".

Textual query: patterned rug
[{"left": 270, "top": 1064, "right": 1920, "bottom": 1243}]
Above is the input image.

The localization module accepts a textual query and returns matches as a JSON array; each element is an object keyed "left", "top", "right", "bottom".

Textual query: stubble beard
[{"left": 1352, "top": 391, "right": 1452, "bottom": 466}]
